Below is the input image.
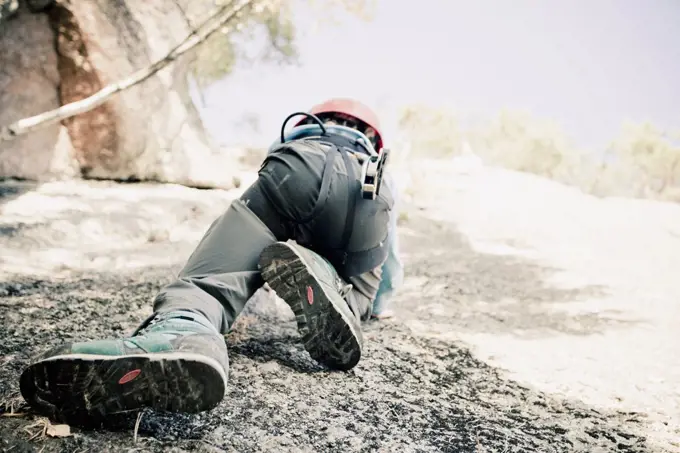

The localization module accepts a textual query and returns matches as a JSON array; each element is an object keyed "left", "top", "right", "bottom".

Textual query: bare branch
[{"left": 0, "top": 0, "right": 263, "bottom": 143}]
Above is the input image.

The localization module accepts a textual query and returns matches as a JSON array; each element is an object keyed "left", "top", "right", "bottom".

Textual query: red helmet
[{"left": 297, "top": 98, "right": 384, "bottom": 151}]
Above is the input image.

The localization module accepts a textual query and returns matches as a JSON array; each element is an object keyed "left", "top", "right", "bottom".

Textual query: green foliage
[
  {"left": 473, "top": 110, "right": 572, "bottom": 178},
  {"left": 191, "top": 32, "right": 238, "bottom": 89},
  {"left": 188, "top": 0, "right": 374, "bottom": 90},
  {"left": 189, "top": 1, "right": 297, "bottom": 90},
  {"left": 397, "top": 103, "right": 680, "bottom": 202},
  {"left": 608, "top": 122, "right": 680, "bottom": 193},
  {"left": 260, "top": 6, "right": 297, "bottom": 61},
  {"left": 397, "top": 104, "right": 463, "bottom": 157}
]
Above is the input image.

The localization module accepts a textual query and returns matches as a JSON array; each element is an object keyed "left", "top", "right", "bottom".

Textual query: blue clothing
[{"left": 372, "top": 172, "right": 404, "bottom": 315}]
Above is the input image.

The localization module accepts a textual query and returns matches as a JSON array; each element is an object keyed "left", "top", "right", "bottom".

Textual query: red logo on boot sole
[
  {"left": 306, "top": 286, "right": 314, "bottom": 305},
  {"left": 118, "top": 369, "right": 142, "bottom": 384}
]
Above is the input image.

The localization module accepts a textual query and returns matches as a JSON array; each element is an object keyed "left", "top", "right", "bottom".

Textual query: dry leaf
[{"left": 46, "top": 423, "right": 71, "bottom": 438}]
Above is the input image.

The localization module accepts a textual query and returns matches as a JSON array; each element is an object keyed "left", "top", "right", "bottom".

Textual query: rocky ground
[{"left": 0, "top": 161, "right": 679, "bottom": 452}]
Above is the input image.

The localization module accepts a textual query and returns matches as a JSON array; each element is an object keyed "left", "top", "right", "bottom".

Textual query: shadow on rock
[
  {"left": 397, "top": 209, "right": 643, "bottom": 338},
  {"left": 0, "top": 269, "right": 656, "bottom": 452},
  {"left": 229, "top": 334, "right": 328, "bottom": 374},
  {"left": 226, "top": 294, "right": 328, "bottom": 374},
  {"left": 0, "top": 180, "right": 39, "bottom": 209},
  {"left": 0, "top": 213, "right": 659, "bottom": 452}
]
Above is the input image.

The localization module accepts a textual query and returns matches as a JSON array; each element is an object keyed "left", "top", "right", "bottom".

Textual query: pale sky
[{"left": 194, "top": 0, "right": 680, "bottom": 151}]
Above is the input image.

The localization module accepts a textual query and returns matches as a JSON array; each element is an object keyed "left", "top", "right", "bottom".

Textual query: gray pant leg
[
  {"left": 152, "top": 199, "right": 277, "bottom": 334},
  {"left": 345, "top": 265, "right": 383, "bottom": 321}
]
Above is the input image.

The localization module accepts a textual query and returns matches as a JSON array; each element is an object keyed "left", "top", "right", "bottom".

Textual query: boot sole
[
  {"left": 19, "top": 352, "right": 227, "bottom": 426},
  {"left": 259, "top": 242, "right": 363, "bottom": 371}
]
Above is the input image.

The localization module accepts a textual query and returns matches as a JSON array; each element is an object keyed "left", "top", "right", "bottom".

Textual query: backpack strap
[{"left": 338, "top": 147, "right": 358, "bottom": 255}]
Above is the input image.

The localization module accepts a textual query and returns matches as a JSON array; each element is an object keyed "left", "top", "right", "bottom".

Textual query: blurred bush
[
  {"left": 187, "top": 0, "right": 376, "bottom": 91},
  {"left": 397, "top": 104, "right": 680, "bottom": 202}
]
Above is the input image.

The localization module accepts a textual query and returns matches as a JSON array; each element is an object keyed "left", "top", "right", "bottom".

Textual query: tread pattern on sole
[
  {"left": 19, "top": 353, "right": 226, "bottom": 426},
  {"left": 259, "top": 242, "right": 363, "bottom": 371}
]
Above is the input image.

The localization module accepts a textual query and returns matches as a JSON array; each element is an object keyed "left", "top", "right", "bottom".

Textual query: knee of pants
[{"left": 179, "top": 199, "right": 277, "bottom": 277}]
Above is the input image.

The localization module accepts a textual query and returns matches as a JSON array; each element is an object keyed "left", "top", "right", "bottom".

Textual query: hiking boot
[
  {"left": 259, "top": 241, "right": 363, "bottom": 371},
  {"left": 19, "top": 310, "right": 228, "bottom": 426}
]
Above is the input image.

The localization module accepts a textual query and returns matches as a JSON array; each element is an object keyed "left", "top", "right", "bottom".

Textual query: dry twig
[{"left": 133, "top": 410, "right": 144, "bottom": 444}]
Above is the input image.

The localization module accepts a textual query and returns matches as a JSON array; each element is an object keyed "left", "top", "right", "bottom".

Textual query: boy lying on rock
[{"left": 19, "top": 98, "right": 404, "bottom": 425}]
